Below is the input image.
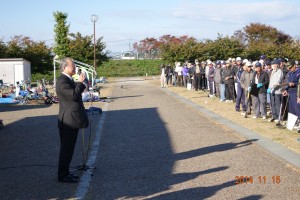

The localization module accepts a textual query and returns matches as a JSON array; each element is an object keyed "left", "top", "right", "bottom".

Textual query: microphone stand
[{"left": 73, "top": 119, "right": 96, "bottom": 175}]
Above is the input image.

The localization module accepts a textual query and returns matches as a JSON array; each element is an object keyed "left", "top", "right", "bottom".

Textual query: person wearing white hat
[{"left": 175, "top": 62, "right": 183, "bottom": 87}]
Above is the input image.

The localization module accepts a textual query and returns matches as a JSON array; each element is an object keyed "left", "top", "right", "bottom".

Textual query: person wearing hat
[
  {"left": 282, "top": 60, "right": 300, "bottom": 121},
  {"left": 240, "top": 61, "right": 254, "bottom": 116},
  {"left": 160, "top": 64, "right": 167, "bottom": 88},
  {"left": 214, "top": 61, "right": 222, "bottom": 99},
  {"left": 234, "top": 57, "right": 246, "bottom": 112},
  {"left": 207, "top": 61, "right": 215, "bottom": 97},
  {"left": 194, "top": 59, "right": 201, "bottom": 91},
  {"left": 260, "top": 55, "right": 267, "bottom": 61},
  {"left": 175, "top": 62, "right": 183, "bottom": 87},
  {"left": 200, "top": 61, "right": 207, "bottom": 90},
  {"left": 268, "top": 59, "right": 283, "bottom": 123},
  {"left": 165, "top": 64, "right": 173, "bottom": 86},
  {"left": 231, "top": 58, "right": 236, "bottom": 66},
  {"left": 250, "top": 62, "right": 269, "bottom": 119},
  {"left": 222, "top": 60, "right": 235, "bottom": 102},
  {"left": 205, "top": 60, "right": 212, "bottom": 91},
  {"left": 264, "top": 60, "right": 272, "bottom": 77},
  {"left": 182, "top": 63, "right": 189, "bottom": 88}
]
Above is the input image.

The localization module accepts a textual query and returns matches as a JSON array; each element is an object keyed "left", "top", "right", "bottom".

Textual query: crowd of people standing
[{"left": 160, "top": 55, "right": 300, "bottom": 129}]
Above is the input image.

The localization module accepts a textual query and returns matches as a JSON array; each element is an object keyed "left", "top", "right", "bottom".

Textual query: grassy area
[{"left": 97, "top": 59, "right": 162, "bottom": 77}]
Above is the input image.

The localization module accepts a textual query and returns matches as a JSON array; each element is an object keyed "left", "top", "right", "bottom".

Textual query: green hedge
[
  {"left": 96, "top": 59, "right": 162, "bottom": 77},
  {"left": 31, "top": 72, "right": 59, "bottom": 82},
  {"left": 31, "top": 59, "right": 163, "bottom": 81}
]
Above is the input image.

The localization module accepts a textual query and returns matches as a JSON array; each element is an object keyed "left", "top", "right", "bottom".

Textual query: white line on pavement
[{"left": 75, "top": 103, "right": 108, "bottom": 199}]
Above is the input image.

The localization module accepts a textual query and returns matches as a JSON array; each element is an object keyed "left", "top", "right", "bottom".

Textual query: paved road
[{"left": 0, "top": 77, "right": 299, "bottom": 199}]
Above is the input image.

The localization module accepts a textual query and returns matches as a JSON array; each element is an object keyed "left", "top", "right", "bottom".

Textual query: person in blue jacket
[{"left": 282, "top": 60, "right": 300, "bottom": 119}]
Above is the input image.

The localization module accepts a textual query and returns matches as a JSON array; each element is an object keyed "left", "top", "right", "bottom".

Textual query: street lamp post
[{"left": 90, "top": 14, "right": 98, "bottom": 71}]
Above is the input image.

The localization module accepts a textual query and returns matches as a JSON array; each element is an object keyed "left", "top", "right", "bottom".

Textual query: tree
[
  {"left": 133, "top": 37, "right": 160, "bottom": 59},
  {"left": 95, "top": 36, "right": 110, "bottom": 65},
  {"left": 68, "top": 32, "right": 94, "bottom": 64},
  {"left": 243, "top": 23, "right": 292, "bottom": 45},
  {"left": 68, "top": 32, "right": 109, "bottom": 66},
  {"left": 209, "top": 35, "right": 244, "bottom": 60},
  {"left": 6, "top": 35, "right": 24, "bottom": 58},
  {"left": 5, "top": 35, "right": 52, "bottom": 73},
  {"left": 0, "top": 39, "right": 8, "bottom": 58},
  {"left": 232, "top": 23, "right": 294, "bottom": 60},
  {"left": 53, "top": 11, "right": 70, "bottom": 59}
]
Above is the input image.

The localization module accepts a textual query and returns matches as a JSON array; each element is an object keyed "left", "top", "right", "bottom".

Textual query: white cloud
[{"left": 171, "top": 0, "right": 298, "bottom": 24}]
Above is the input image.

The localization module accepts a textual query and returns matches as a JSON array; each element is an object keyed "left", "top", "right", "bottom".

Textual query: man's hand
[
  {"left": 225, "top": 77, "right": 229, "bottom": 80},
  {"left": 282, "top": 90, "right": 288, "bottom": 96},
  {"left": 297, "top": 97, "right": 300, "bottom": 104},
  {"left": 78, "top": 73, "right": 86, "bottom": 83}
]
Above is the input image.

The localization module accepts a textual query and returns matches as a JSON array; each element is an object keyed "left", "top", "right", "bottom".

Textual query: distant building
[
  {"left": 121, "top": 51, "right": 135, "bottom": 60},
  {"left": 0, "top": 58, "right": 31, "bottom": 86}
]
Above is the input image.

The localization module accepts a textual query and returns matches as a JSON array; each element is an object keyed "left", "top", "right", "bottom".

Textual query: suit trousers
[{"left": 58, "top": 126, "right": 79, "bottom": 179}]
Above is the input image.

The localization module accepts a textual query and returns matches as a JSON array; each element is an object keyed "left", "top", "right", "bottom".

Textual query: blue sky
[{"left": 1, "top": 0, "right": 300, "bottom": 52}]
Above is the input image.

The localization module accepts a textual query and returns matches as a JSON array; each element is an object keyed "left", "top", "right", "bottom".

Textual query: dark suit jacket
[{"left": 56, "top": 74, "right": 88, "bottom": 129}]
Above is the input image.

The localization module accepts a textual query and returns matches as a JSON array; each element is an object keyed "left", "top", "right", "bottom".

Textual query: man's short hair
[{"left": 60, "top": 57, "right": 73, "bottom": 71}]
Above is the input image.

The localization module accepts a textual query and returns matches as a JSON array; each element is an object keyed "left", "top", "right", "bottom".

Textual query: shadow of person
[
  {"left": 175, "top": 139, "right": 258, "bottom": 161},
  {"left": 147, "top": 180, "right": 237, "bottom": 200},
  {"left": 169, "top": 166, "right": 229, "bottom": 186},
  {"left": 238, "top": 195, "right": 264, "bottom": 200}
]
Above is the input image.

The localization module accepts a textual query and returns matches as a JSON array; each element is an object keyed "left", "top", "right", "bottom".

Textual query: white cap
[
  {"left": 236, "top": 57, "right": 242, "bottom": 61},
  {"left": 242, "top": 59, "right": 248, "bottom": 64},
  {"left": 246, "top": 61, "right": 252, "bottom": 67},
  {"left": 207, "top": 60, "right": 212, "bottom": 65}
]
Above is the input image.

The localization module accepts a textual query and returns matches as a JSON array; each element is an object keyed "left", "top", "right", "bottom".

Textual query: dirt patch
[{"left": 148, "top": 77, "right": 300, "bottom": 154}]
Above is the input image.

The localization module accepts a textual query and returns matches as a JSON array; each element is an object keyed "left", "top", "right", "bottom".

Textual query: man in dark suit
[{"left": 56, "top": 57, "right": 89, "bottom": 183}]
